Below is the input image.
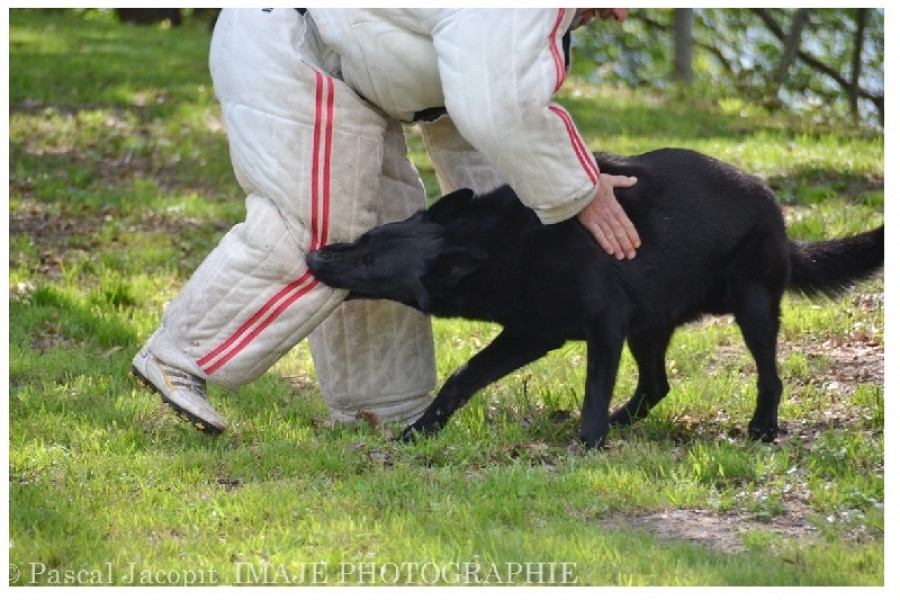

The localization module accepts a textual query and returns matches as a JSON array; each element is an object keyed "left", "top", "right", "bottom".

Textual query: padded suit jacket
[{"left": 308, "top": 8, "right": 602, "bottom": 225}]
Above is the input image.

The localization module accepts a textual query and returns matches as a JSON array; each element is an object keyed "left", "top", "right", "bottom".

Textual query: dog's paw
[
  {"left": 608, "top": 408, "right": 633, "bottom": 427},
  {"left": 578, "top": 434, "right": 608, "bottom": 451},
  {"left": 747, "top": 419, "right": 778, "bottom": 443},
  {"left": 397, "top": 425, "right": 421, "bottom": 444},
  {"left": 398, "top": 417, "right": 446, "bottom": 443}
]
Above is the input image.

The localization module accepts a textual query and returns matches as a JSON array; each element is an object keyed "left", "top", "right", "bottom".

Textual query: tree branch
[
  {"left": 632, "top": 11, "right": 734, "bottom": 76},
  {"left": 750, "top": 7, "right": 883, "bottom": 120}
]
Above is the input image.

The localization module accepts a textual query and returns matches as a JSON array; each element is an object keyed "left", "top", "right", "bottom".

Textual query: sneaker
[{"left": 130, "top": 348, "right": 226, "bottom": 434}]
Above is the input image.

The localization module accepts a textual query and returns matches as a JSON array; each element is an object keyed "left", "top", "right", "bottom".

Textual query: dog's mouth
[
  {"left": 305, "top": 248, "right": 339, "bottom": 281},
  {"left": 306, "top": 248, "right": 386, "bottom": 301},
  {"left": 306, "top": 249, "right": 360, "bottom": 294}
]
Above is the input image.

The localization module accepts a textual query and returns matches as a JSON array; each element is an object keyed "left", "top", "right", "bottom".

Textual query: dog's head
[{"left": 306, "top": 188, "right": 487, "bottom": 312}]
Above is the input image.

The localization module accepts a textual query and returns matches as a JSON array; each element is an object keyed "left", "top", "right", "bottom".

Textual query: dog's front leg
[
  {"left": 400, "top": 329, "right": 563, "bottom": 442},
  {"left": 580, "top": 322, "right": 628, "bottom": 449}
]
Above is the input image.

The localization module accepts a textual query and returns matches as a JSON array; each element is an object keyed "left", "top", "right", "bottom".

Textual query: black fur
[{"left": 306, "top": 148, "right": 884, "bottom": 449}]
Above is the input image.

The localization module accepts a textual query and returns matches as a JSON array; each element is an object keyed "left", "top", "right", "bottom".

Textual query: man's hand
[
  {"left": 596, "top": 8, "right": 630, "bottom": 23},
  {"left": 577, "top": 173, "right": 640, "bottom": 260},
  {"left": 571, "top": 8, "right": 630, "bottom": 29}
]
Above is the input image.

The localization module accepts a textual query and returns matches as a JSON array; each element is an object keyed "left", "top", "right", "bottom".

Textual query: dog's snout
[{"left": 306, "top": 249, "right": 328, "bottom": 274}]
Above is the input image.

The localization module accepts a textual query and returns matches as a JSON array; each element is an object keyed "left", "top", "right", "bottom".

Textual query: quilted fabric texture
[
  {"left": 148, "top": 9, "right": 434, "bottom": 421},
  {"left": 309, "top": 8, "right": 601, "bottom": 223}
]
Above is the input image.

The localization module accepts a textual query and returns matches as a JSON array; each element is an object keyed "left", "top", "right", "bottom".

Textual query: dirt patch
[
  {"left": 9, "top": 205, "right": 232, "bottom": 283},
  {"left": 10, "top": 206, "right": 224, "bottom": 249},
  {"left": 603, "top": 503, "right": 818, "bottom": 554}
]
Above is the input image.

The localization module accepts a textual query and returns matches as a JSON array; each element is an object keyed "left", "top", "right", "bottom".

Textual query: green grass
[{"left": 9, "top": 10, "right": 884, "bottom": 586}]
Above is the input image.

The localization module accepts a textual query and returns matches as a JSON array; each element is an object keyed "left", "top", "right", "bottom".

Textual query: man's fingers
[
  {"left": 606, "top": 220, "right": 635, "bottom": 260},
  {"left": 607, "top": 174, "right": 638, "bottom": 189},
  {"left": 585, "top": 222, "right": 619, "bottom": 259},
  {"left": 613, "top": 205, "right": 641, "bottom": 253},
  {"left": 581, "top": 211, "right": 636, "bottom": 260},
  {"left": 593, "top": 216, "right": 632, "bottom": 260},
  {"left": 602, "top": 204, "right": 639, "bottom": 259},
  {"left": 616, "top": 224, "right": 639, "bottom": 259},
  {"left": 577, "top": 174, "right": 641, "bottom": 260}
]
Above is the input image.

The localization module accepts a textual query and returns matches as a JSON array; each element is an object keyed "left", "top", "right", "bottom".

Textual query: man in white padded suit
[{"left": 131, "top": 8, "right": 639, "bottom": 433}]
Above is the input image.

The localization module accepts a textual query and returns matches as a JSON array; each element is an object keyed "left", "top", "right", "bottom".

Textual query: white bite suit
[{"left": 144, "top": 8, "right": 601, "bottom": 424}]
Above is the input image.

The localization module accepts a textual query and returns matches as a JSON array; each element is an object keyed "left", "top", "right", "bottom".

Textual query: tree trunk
[
  {"left": 674, "top": 8, "right": 694, "bottom": 83},
  {"left": 850, "top": 8, "right": 869, "bottom": 118},
  {"left": 773, "top": 8, "right": 811, "bottom": 86},
  {"left": 116, "top": 9, "right": 182, "bottom": 27}
]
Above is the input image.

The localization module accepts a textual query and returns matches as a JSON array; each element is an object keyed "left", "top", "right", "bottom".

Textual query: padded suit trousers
[{"left": 146, "top": 9, "right": 439, "bottom": 423}]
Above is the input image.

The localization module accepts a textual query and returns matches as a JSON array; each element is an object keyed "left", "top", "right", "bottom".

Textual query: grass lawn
[{"left": 8, "top": 10, "right": 885, "bottom": 586}]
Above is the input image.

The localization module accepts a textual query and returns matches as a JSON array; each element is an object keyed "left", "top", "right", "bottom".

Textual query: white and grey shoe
[{"left": 130, "top": 348, "right": 226, "bottom": 434}]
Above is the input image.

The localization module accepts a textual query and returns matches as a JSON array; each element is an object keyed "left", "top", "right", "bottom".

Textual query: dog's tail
[{"left": 787, "top": 225, "right": 884, "bottom": 298}]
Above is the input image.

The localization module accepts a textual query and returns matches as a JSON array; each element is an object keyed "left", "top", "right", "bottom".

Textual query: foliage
[{"left": 570, "top": 8, "right": 884, "bottom": 127}]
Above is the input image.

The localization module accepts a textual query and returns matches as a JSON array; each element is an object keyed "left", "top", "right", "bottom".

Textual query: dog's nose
[{"left": 306, "top": 249, "right": 326, "bottom": 273}]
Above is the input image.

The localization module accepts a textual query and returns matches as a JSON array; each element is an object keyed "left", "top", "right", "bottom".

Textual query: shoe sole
[{"left": 130, "top": 366, "right": 224, "bottom": 435}]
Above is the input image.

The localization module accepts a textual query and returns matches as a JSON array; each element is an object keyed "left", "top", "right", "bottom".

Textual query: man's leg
[
  {"left": 134, "top": 9, "right": 390, "bottom": 430},
  {"left": 308, "top": 120, "right": 437, "bottom": 425},
  {"left": 418, "top": 117, "right": 505, "bottom": 195}
]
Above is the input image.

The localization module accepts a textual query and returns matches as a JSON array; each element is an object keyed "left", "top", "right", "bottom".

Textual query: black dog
[{"left": 307, "top": 148, "right": 884, "bottom": 449}]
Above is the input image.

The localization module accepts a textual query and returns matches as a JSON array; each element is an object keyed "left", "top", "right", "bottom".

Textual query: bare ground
[{"left": 602, "top": 504, "right": 819, "bottom": 555}]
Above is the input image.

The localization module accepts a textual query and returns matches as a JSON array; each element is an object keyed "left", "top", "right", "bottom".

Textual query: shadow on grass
[
  {"left": 9, "top": 482, "right": 118, "bottom": 577},
  {"left": 10, "top": 10, "right": 214, "bottom": 120},
  {"left": 559, "top": 92, "right": 882, "bottom": 144},
  {"left": 9, "top": 286, "right": 139, "bottom": 359}
]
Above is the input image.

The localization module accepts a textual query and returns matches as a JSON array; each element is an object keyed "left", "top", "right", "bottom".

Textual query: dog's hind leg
[
  {"left": 399, "top": 329, "right": 564, "bottom": 442},
  {"left": 609, "top": 328, "right": 674, "bottom": 427},
  {"left": 733, "top": 284, "right": 784, "bottom": 442}
]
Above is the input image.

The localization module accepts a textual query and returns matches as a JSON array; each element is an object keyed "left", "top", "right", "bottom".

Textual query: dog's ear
[
  {"left": 427, "top": 188, "right": 476, "bottom": 225},
  {"left": 423, "top": 247, "right": 488, "bottom": 291}
]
